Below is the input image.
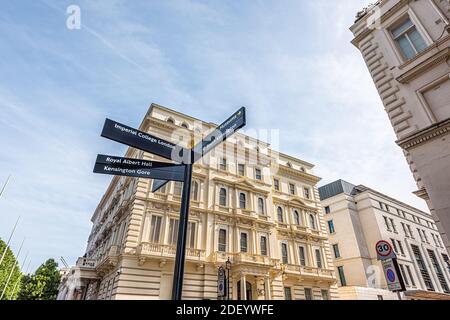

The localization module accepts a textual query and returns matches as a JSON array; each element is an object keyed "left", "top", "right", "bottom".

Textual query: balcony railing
[
  {"left": 76, "top": 257, "right": 97, "bottom": 269},
  {"left": 283, "top": 264, "right": 335, "bottom": 279},
  {"left": 137, "top": 242, "right": 206, "bottom": 261},
  {"left": 210, "top": 252, "right": 280, "bottom": 267}
]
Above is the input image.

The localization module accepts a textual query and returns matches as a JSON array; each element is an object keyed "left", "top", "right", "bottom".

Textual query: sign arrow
[{"left": 101, "top": 119, "right": 189, "bottom": 162}]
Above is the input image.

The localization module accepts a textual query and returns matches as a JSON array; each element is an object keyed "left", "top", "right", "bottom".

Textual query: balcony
[
  {"left": 210, "top": 252, "right": 280, "bottom": 268},
  {"left": 137, "top": 242, "right": 206, "bottom": 263},
  {"left": 76, "top": 257, "right": 96, "bottom": 269},
  {"left": 283, "top": 264, "right": 335, "bottom": 282},
  {"left": 96, "top": 245, "right": 120, "bottom": 274}
]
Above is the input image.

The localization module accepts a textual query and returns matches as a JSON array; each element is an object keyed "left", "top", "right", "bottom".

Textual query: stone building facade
[
  {"left": 350, "top": 0, "right": 450, "bottom": 253},
  {"left": 320, "top": 180, "right": 450, "bottom": 300},
  {"left": 58, "top": 104, "right": 338, "bottom": 300}
]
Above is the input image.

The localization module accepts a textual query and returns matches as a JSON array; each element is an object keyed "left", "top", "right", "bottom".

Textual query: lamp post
[{"left": 225, "top": 258, "right": 231, "bottom": 301}]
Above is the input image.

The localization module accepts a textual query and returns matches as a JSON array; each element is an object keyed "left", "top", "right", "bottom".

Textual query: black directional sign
[
  {"left": 192, "top": 107, "right": 246, "bottom": 161},
  {"left": 101, "top": 119, "right": 189, "bottom": 161},
  {"left": 94, "top": 155, "right": 185, "bottom": 181},
  {"left": 151, "top": 179, "right": 170, "bottom": 193}
]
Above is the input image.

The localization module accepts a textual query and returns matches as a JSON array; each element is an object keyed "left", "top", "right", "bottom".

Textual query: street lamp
[{"left": 225, "top": 258, "right": 232, "bottom": 300}]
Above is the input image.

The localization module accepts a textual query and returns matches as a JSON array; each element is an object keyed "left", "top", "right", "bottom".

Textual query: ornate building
[
  {"left": 57, "top": 103, "right": 338, "bottom": 300},
  {"left": 350, "top": 0, "right": 450, "bottom": 253}
]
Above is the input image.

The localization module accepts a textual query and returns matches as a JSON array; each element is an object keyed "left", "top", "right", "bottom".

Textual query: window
[
  {"left": 289, "top": 183, "right": 296, "bottom": 195},
  {"left": 407, "top": 225, "right": 414, "bottom": 239},
  {"left": 411, "top": 244, "right": 434, "bottom": 291},
  {"left": 299, "top": 246, "right": 306, "bottom": 266},
  {"left": 401, "top": 223, "right": 407, "bottom": 236},
  {"left": 169, "top": 220, "right": 196, "bottom": 248},
  {"left": 399, "top": 264, "right": 409, "bottom": 286},
  {"left": 156, "top": 181, "right": 167, "bottom": 194},
  {"left": 324, "top": 206, "right": 330, "bottom": 214},
  {"left": 379, "top": 202, "right": 384, "bottom": 210},
  {"left": 309, "top": 214, "right": 316, "bottom": 230},
  {"left": 315, "top": 249, "right": 323, "bottom": 268},
  {"left": 397, "top": 240, "right": 405, "bottom": 255},
  {"left": 304, "top": 288, "right": 313, "bottom": 300},
  {"left": 219, "top": 188, "right": 227, "bottom": 206},
  {"left": 218, "top": 229, "right": 227, "bottom": 252},
  {"left": 257, "top": 197, "right": 265, "bottom": 215},
  {"left": 181, "top": 122, "right": 189, "bottom": 129},
  {"left": 274, "top": 179, "right": 280, "bottom": 191},
  {"left": 284, "top": 287, "right": 292, "bottom": 300},
  {"left": 281, "top": 243, "right": 289, "bottom": 264},
  {"left": 255, "top": 168, "right": 262, "bottom": 180},
  {"left": 390, "top": 218, "right": 397, "bottom": 232},
  {"left": 333, "top": 244, "right": 341, "bottom": 259},
  {"left": 238, "top": 164, "right": 245, "bottom": 176},
  {"left": 391, "top": 18, "right": 427, "bottom": 60},
  {"left": 167, "top": 117, "right": 175, "bottom": 124},
  {"left": 277, "top": 207, "right": 284, "bottom": 223},
  {"left": 321, "top": 290, "right": 330, "bottom": 300},
  {"left": 377, "top": 295, "right": 384, "bottom": 300},
  {"left": 427, "top": 249, "right": 449, "bottom": 293},
  {"left": 219, "top": 158, "right": 227, "bottom": 170},
  {"left": 240, "top": 233, "right": 248, "bottom": 253},
  {"left": 418, "top": 228, "right": 424, "bottom": 242},
  {"left": 406, "top": 265, "right": 416, "bottom": 287},
  {"left": 168, "top": 219, "right": 180, "bottom": 245},
  {"left": 390, "top": 239, "right": 398, "bottom": 253},
  {"left": 173, "top": 181, "right": 182, "bottom": 196},
  {"left": 149, "top": 215, "right": 162, "bottom": 243},
  {"left": 239, "top": 193, "right": 246, "bottom": 209},
  {"left": 293, "top": 210, "right": 301, "bottom": 225},
  {"left": 338, "top": 266, "right": 347, "bottom": 286},
  {"left": 260, "top": 236, "right": 268, "bottom": 256},
  {"left": 441, "top": 254, "right": 450, "bottom": 274},
  {"left": 327, "top": 220, "right": 335, "bottom": 234},
  {"left": 383, "top": 216, "right": 391, "bottom": 231},
  {"left": 385, "top": 204, "right": 390, "bottom": 212},
  {"left": 303, "top": 187, "right": 310, "bottom": 199},
  {"left": 191, "top": 181, "right": 199, "bottom": 200}
]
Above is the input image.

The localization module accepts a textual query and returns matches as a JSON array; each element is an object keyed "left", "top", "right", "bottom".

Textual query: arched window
[
  {"left": 277, "top": 207, "right": 284, "bottom": 223},
  {"left": 258, "top": 198, "right": 265, "bottom": 215},
  {"left": 167, "top": 117, "right": 175, "bottom": 124},
  {"left": 300, "top": 167, "right": 306, "bottom": 172},
  {"left": 309, "top": 213, "right": 316, "bottom": 230},
  {"left": 294, "top": 210, "right": 300, "bottom": 225},
  {"left": 239, "top": 193, "right": 246, "bottom": 209},
  {"left": 191, "top": 181, "right": 199, "bottom": 200},
  {"left": 181, "top": 122, "right": 189, "bottom": 129},
  {"left": 173, "top": 182, "right": 182, "bottom": 196},
  {"left": 286, "top": 162, "right": 292, "bottom": 168},
  {"left": 219, "top": 188, "right": 227, "bottom": 206}
]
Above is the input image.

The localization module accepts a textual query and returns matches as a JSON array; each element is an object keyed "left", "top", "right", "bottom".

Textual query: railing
[
  {"left": 76, "top": 257, "right": 97, "bottom": 269},
  {"left": 283, "top": 264, "right": 335, "bottom": 278},
  {"left": 210, "top": 252, "right": 280, "bottom": 266},
  {"left": 137, "top": 242, "right": 206, "bottom": 261}
]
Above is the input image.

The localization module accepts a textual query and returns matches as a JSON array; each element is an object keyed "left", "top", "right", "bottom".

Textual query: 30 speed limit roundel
[{"left": 376, "top": 240, "right": 393, "bottom": 257}]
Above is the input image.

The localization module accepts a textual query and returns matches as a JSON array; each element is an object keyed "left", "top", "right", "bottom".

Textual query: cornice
[
  {"left": 277, "top": 165, "right": 321, "bottom": 184},
  {"left": 397, "top": 118, "right": 450, "bottom": 151},
  {"left": 396, "top": 45, "right": 450, "bottom": 84},
  {"left": 351, "top": 0, "right": 411, "bottom": 47}
]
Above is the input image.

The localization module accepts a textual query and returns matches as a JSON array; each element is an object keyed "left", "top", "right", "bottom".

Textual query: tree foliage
[
  {"left": 18, "top": 258, "right": 60, "bottom": 300},
  {"left": 0, "top": 238, "right": 22, "bottom": 300}
]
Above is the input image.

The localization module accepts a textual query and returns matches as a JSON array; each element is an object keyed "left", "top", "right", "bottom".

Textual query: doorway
[{"left": 237, "top": 281, "right": 253, "bottom": 300}]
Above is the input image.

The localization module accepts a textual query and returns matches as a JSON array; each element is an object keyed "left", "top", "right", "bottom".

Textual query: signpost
[
  {"left": 375, "top": 240, "right": 406, "bottom": 298},
  {"left": 218, "top": 267, "right": 226, "bottom": 299},
  {"left": 94, "top": 107, "right": 247, "bottom": 300}
]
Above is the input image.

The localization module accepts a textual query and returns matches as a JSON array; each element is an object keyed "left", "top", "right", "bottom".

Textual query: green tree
[
  {"left": 0, "top": 238, "right": 22, "bottom": 300},
  {"left": 18, "top": 258, "right": 60, "bottom": 300}
]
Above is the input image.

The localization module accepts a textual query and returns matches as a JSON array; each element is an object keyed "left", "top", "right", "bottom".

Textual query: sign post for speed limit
[{"left": 375, "top": 240, "right": 406, "bottom": 296}]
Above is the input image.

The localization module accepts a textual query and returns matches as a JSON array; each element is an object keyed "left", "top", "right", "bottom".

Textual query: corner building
[
  {"left": 350, "top": 0, "right": 450, "bottom": 253},
  {"left": 320, "top": 180, "right": 450, "bottom": 300},
  {"left": 59, "top": 104, "right": 337, "bottom": 300}
]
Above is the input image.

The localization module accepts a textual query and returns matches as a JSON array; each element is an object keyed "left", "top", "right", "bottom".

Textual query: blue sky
[{"left": 0, "top": 0, "right": 428, "bottom": 272}]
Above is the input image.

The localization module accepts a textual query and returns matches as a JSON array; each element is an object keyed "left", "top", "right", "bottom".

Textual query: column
[
  {"left": 240, "top": 274, "right": 247, "bottom": 300},
  {"left": 264, "top": 276, "right": 271, "bottom": 300},
  {"left": 307, "top": 244, "right": 314, "bottom": 267}
]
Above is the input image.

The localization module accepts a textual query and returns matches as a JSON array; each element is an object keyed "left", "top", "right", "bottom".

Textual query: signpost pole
[{"left": 172, "top": 163, "right": 193, "bottom": 300}]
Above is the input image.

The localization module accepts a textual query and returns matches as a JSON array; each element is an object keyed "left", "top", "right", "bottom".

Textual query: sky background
[{"left": 0, "top": 0, "right": 429, "bottom": 273}]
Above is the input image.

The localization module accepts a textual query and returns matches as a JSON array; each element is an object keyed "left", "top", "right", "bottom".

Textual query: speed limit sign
[{"left": 376, "top": 240, "right": 396, "bottom": 260}]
